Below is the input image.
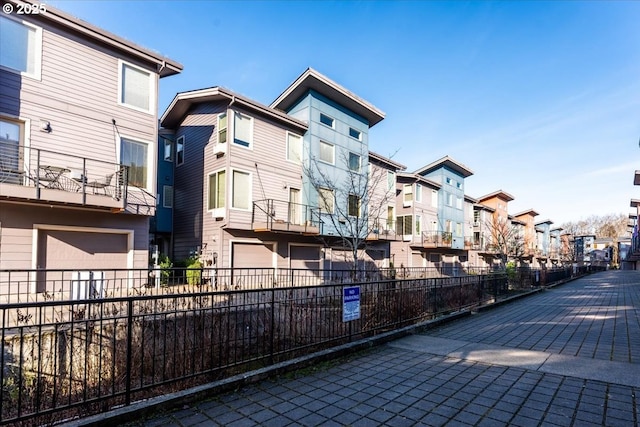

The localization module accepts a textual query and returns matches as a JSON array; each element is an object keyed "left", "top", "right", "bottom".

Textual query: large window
[
  {"left": 318, "top": 187, "right": 334, "bottom": 214},
  {"left": 0, "top": 16, "right": 41, "bottom": 78},
  {"left": 120, "top": 137, "right": 148, "bottom": 189},
  {"left": 348, "top": 194, "right": 360, "bottom": 217},
  {"left": 287, "top": 132, "right": 302, "bottom": 163},
  {"left": 232, "top": 170, "right": 250, "bottom": 209},
  {"left": 387, "top": 171, "right": 396, "bottom": 190},
  {"left": 415, "top": 184, "right": 422, "bottom": 202},
  {"left": 233, "top": 111, "right": 253, "bottom": 148},
  {"left": 319, "top": 141, "right": 334, "bottom": 164},
  {"left": 0, "top": 118, "right": 23, "bottom": 184},
  {"left": 120, "top": 61, "right": 153, "bottom": 112},
  {"left": 176, "top": 136, "right": 184, "bottom": 166},
  {"left": 208, "top": 170, "right": 226, "bottom": 210},
  {"left": 396, "top": 215, "right": 413, "bottom": 236},
  {"left": 415, "top": 215, "right": 422, "bottom": 235},
  {"left": 348, "top": 152, "right": 360, "bottom": 172}
]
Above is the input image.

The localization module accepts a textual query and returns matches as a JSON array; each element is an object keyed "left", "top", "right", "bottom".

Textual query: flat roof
[
  {"left": 369, "top": 151, "right": 407, "bottom": 171},
  {"left": 396, "top": 172, "right": 441, "bottom": 189},
  {"left": 478, "top": 190, "right": 515, "bottom": 203},
  {"left": 17, "top": 0, "right": 182, "bottom": 77},
  {"left": 271, "top": 68, "right": 385, "bottom": 127},
  {"left": 414, "top": 156, "right": 474, "bottom": 178},
  {"left": 514, "top": 209, "right": 539, "bottom": 218},
  {"left": 161, "top": 86, "right": 308, "bottom": 131}
]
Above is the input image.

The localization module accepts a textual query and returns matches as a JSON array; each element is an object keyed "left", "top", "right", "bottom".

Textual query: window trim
[
  {"left": 118, "top": 135, "right": 152, "bottom": 192},
  {"left": 319, "top": 113, "right": 334, "bottom": 128},
  {"left": 230, "top": 168, "right": 252, "bottom": 211},
  {"left": 207, "top": 169, "right": 226, "bottom": 212},
  {"left": 348, "top": 152, "right": 361, "bottom": 172},
  {"left": 175, "top": 135, "right": 185, "bottom": 166},
  {"left": 0, "top": 15, "right": 42, "bottom": 80},
  {"left": 232, "top": 110, "right": 253, "bottom": 149},
  {"left": 218, "top": 112, "right": 228, "bottom": 144},
  {"left": 286, "top": 131, "right": 302, "bottom": 164},
  {"left": 163, "top": 138, "right": 173, "bottom": 162},
  {"left": 415, "top": 184, "right": 422, "bottom": 203},
  {"left": 347, "top": 194, "right": 360, "bottom": 217},
  {"left": 117, "top": 60, "right": 155, "bottom": 114},
  {"left": 319, "top": 140, "right": 335, "bottom": 165},
  {"left": 348, "top": 127, "right": 362, "bottom": 141},
  {"left": 318, "top": 187, "right": 335, "bottom": 214}
]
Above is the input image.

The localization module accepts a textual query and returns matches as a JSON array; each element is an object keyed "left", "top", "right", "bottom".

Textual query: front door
[{"left": 289, "top": 188, "right": 301, "bottom": 225}]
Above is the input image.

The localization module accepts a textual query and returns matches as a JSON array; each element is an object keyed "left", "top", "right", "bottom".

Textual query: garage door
[
  {"left": 38, "top": 230, "right": 128, "bottom": 270},
  {"left": 231, "top": 242, "right": 274, "bottom": 269},
  {"left": 364, "top": 249, "right": 384, "bottom": 270},
  {"left": 411, "top": 251, "right": 424, "bottom": 268},
  {"left": 290, "top": 245, "right": 321, "bottom": 270}
]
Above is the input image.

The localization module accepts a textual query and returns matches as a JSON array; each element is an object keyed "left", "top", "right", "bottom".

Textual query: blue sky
[{"left": 50, "top": 0, "right": 640, "bottom": 226}]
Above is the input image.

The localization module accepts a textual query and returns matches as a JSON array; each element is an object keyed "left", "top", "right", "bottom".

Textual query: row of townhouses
[{"left": 0, "top": 2, "right": 574, "bottom": 291}]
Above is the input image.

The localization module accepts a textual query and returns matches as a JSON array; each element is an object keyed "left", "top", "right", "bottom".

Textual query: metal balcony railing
[
  {"left": 367, "top": 218, "right": 398, "bottom": 240},
  {"left": 0, "top": 141, "right": 129, "bottom": 208},
  {"left": 252, "top": 199, "right": 321, "bottom": 234}
]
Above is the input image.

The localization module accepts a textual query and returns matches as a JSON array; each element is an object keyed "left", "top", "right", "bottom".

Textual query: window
[
  {"left": 387, "top": 171, "right": 396, "bottom": 190},
  {"left": 446, "top": 177, "right": 452, "bottom": 185},
  {"left": 474, "top": 211, "right": 480, "bottom": 223},
  {"left": 287, "top": 132, "right": 302, "bottom": 163},
  {"left": 233, "top": 111, "right": 253, "bottom": 148},
  {"left": 162, "top": 185, "right": 173, "bottom": 208},
  {"left": 456, "top": 196, "right": 463, "bottom": 209},
  {"left": 456, "top": 181, "right": 462, "bottom": 189},
  {"left": 456, "top": 223, "right": 463, "bottom": 235},
  {"left": 208, "top": 170, "right": 226, "bottom": 210},
  {"left": 415, "top": 184, "right": 422, "bottom": 202},
  {"left": 396, "top": 215, "right": 413, "bottom": 236},
  {"left": 0, "top": 16, "right": 41, "bottom": 78},
  {"left": 176, "top": 136, "right": 184, "bottom": 166},
  {"left": 318, "top": 187, "right": 334, "bottom": 214},
  {"left": 446, "top": 193, "right": 453, "bottom": 206},
  {"left": 163, "top": 138, "right": 173, "bottom": 162},
  {"left": 386, "top": 205, "right": 395, "bottom": 229},
  {"left": 319, "top": 113, "right": 334, "bottom": 128},
  {"left": 348, "top": 152, "right": 360, "bottom": 172},
  {"left": 218, "top": 112, "right": 227, "bottom": 144},
  {"left": 231, "top": 170, "right": 250, "bottom": 209},
  {"left": 403, "top": 184, "right": 413, "bottom": 204},
  {"left": 349, "top": 127, "right": 361, "bottom": 140},
  {"left": 431, "top": 190, "right": 438, "bottom": 208},
  {"left": 120, "top": 61, "right": 153, "bottom": 112},
  {"left": 120, "top": 137, "right": 148, "bottom": 189},
  {"left": 445, "top": 220, "right": 452, "bottom": 233},
  {"left": 348, "top": 194, "right": 360, "bottom": 217},
  {"left": 415, "top": 215, "right": 422, "bottom": 236},
  {"left": 319, "top": 141, "right": 334, "bottom": 164},
  {"left": 0, "top": 118, "right": 23, "bottom": 184}
]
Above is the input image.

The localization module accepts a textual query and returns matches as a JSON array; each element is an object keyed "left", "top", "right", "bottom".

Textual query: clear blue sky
[{"left": 50, "top": 0, "right": 640, "bottom": 226}]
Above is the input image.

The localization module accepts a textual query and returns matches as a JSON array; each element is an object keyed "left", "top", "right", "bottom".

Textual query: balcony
[
  {"left": 0, "top": 142, "right": 128, "bottom": 211},
  {"left": 422, "top": 231, "right": 453, "bottom": 248},
  {"left": 252, "top": 199, "right": 320, "bottom": 235},
  {"left": 367, "top": 219, "right": 399, "bottom": 241}
]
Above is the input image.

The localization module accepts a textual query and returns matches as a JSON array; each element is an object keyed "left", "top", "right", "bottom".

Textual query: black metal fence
[{"left": 0, "top": 266, "right": 585, "bottom": 425}]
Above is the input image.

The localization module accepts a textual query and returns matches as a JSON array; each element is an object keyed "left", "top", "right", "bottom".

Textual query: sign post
[{"left": 343, "top": 286, "right": 360, "bottom": 322}]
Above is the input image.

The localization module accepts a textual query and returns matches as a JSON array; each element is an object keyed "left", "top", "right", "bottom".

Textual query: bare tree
[
  {"left": 485, "top": 215, "right": 525, "bottom": 267},
  {"left": 304, "top": 147, "right": 396, "bottom": 274}
]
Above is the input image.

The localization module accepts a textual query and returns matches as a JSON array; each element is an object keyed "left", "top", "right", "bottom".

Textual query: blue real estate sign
[{"left": 342, "top": 286, "right": 360, "bottom": 322}]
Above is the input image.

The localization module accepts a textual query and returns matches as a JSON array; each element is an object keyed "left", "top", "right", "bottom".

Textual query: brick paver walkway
[{"left": 131, "top": 271, "right": 640, "bottom": 426}]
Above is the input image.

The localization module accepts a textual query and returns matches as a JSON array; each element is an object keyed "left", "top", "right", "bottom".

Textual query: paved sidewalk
[{"left": 133, "top": 271, "right": 640, "bottom": 426}]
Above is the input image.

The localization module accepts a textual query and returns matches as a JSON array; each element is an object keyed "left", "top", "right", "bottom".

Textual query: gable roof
[
  {"left": 369, "top": 151, "right": 407, "bottom": 171},
  {"left": 514, "top": 208, "right": 540, "bottom": 218},
  {"left": 396, "top": 172, "right": 441, "bottom": 189},
  {"left": 161, "top": 86, "right": 308, "bottom": 131},
  {"left": 16, "top": 0, "right": 182, "bottom": 77},
  {"left": 270, "top": 68, "right": 385, "bottom": 127},
  {"left": 414, "top": 156, "right": 474, "bottom": 178}
]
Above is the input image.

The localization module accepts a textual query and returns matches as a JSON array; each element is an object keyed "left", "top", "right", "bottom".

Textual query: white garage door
[
  {"left": 38, "top": 230, "right": 128, "bottom": 270},
  {"left": 231, "top": 243, "right": 274, "bottom": 269}
]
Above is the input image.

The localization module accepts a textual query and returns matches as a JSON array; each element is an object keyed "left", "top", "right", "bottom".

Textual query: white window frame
[
  {"left": 431, "top": 189, "right": 438, "bottom": 208},
  {"left": 349, "top": 127, "right": 362, "bottom": 141},
  {"left": 456, "top": 196, "right": 463, "bottom": 210},
  {"left": 176, "top": 136, "right": 185, "bottom": 166},
  {"left": 318, "top": 187, "right": 335, "bottom": 214},
  {"left": 218, "top": 112, "right": 228, "bottom": 144},
  {"left": 163, "top": 138, "right": 173, "bottom": 162},
  {"left": 415, "top": 184, "right": 422, "bottom": 203},
  {"left": 233, "top": 111, "right": 253, "bottom": 149},
  {"left": 348, "top": 152, "right": 361, "bottom": 172},
  {"left": 207, "top": 169, "right": 226, "bottom": 213},
  {"left": 162, "top": 185, "right": 173, "bottom": 208},
  {"left": 387, "top": 171, "right": 396, "bottom": 190},
  {"left": 319, "top": 141, "right": 335, "bottom": 165},
  {"left": 415, "top": 215, "right": 422, "bottom": 236},
  {"left": 319, "top": 113, "right": 334, "bottom": 128},
  {"left": 118, "top": 60, "right": 155, "bottom": 114},
  {"left": 119, "top": 135, "right": 152, "bottom": 192},
  {"left": 403, "top": 184, "right": 413, "bottom": 207},
  {"left": 286, "top": 131, "right": 302, "bottom": 164},
  {"left": 230, "top": 169, "right": 251, "bottom": 211},
  {"left": 0, "top": 15, "right": 42, "bottom": 80}
]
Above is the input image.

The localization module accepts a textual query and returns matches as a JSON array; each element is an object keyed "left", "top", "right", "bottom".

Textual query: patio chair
[{"left": 87, "top": 173, "right": 113, "bottom": 195}]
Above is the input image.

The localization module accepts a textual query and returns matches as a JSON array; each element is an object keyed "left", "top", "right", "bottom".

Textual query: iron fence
[{"left": 0, "top": 266, "right": 588, "bottom": 425}]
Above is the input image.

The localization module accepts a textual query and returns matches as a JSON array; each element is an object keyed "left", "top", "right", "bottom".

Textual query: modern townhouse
[
  {"left": 0, "top": 0, "right": 182, "bottom": 296},
  {"left": 513, "top": 209, "right": 539, "bottom": 263},
  {"left": 475, "top": 190, "right": 514, "bottom": 265},
  {"left": 549, "top": 226, "right": 563, "bottom": 264},
  {"left": 150, "top": 127, "right": 176, "bottom": 257},
  {"left": 534, "top": 219, "right": 554, "bottom": 267},
  {"left": 389, "top": 172, "right": 440, "bottom": 270},
  {"left": 470, "top": 203, "right": 495, "bottom": 268},
  {"left": 160, "top": 68, "right": 387, "bottom": 272},
  {"left": 624, "top": 197, "right": 640, "bottom": 269},
  {"left": 412, "top": 156, "right": 474, "bottom": 273}
]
